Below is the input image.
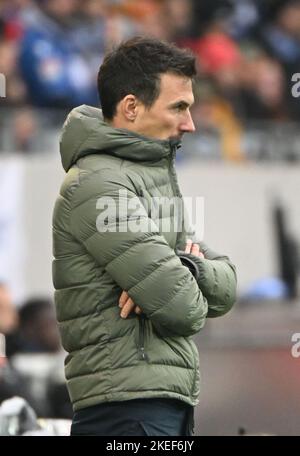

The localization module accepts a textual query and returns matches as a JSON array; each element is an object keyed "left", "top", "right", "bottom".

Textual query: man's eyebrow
[{"left": 169, "top": 100, "right": 194, "bottom": 109}]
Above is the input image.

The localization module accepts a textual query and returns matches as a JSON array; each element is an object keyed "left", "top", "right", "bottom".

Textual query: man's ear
[{"left": 120, "top": 94, "right": 138, "bottom": 122}]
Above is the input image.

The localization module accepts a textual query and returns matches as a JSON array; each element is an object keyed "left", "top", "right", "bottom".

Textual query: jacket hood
[{"left": 60, "top": 105, "right": 181, "bottom": 172}]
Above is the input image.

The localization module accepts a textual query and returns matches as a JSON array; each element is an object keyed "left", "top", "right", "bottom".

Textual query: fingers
[
  {"left": 120, "top": 297, "right": 135, "bottom": 318},
  {"left": 191, "top": 244, "right": 204, "bottom": 258},
  {"left": 185, "top": 240, "right": 204, "bottom": 258},
  {"left": 119, "top": 291, "right": 142, "bottom": 318},
  {"left": 185, "top": 239, "right": 192, "bottom": 253},
  {"left": 119, "top": 290, "right": 129, "bottom": 307},
  {"left": 134, "top": 306, "right": 142, "bottom": 315},
  {"left": 191, "top": 243, "right": 200, "bottom": 256}
]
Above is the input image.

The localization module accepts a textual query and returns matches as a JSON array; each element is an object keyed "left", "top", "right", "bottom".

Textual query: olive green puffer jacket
[{"left": 52, "top": 105, "right": 237, "bottom": 412}]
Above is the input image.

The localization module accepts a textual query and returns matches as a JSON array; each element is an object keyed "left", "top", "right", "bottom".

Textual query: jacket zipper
[
  {"left": 168, "top": 145, "right": 183, "bottom": 242},
  {"left": 168, "top": 146, "right": 181, "bottom": 197},
  {"left": 189, "top": 338, "right": 198, "bottom": 394},
  {"left": 138, "top": 314, "right": 149, "bottom": 362}
]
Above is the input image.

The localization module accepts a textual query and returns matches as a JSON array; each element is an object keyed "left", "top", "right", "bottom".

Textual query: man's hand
[
  {"left": 119, "top": 291, "right": 142, "bottom": 319},
  {"left": 185, "top": 239, "right": 204, "bottom": 258}
]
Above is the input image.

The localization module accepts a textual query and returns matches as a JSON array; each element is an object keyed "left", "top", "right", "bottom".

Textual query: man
[{"left": 52, "top": 36, "right": 237, "bottom": 436}]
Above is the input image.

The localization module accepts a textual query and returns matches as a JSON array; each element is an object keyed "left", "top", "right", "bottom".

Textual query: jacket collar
[{"left": 60, "top": 105, "right": 181, "bottom": 171}]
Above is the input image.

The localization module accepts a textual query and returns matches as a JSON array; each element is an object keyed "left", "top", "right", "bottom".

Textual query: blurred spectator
[
  {"left": 1, "top": 297, "right": 72, "bottom": 419},
  {"left": 104, "top": 0, "right": 167, "bottom": 44},
  {"left": 163, "top": 0, "right": 194, "bottom": 41},
  {"left": 0, "top": 284, "right": 18, "bottom": 338},
  {"left": 260, "top": 0, "right": 300, "bottom": 66},
  {"left": 181, "top": 5, "right": 244, "bottom": 107},
  {"left": 226, "top": 0, "right": 260, "bottom": 40},
  {"left": 11, "top": 107, "right": 37, "bottom": 151},
  {"left": 181, "top": 5, "right": 246, "bottom": 160},
  {"left": 191, "top": 79, "right": 245, "bottom": 161},
  {"left": 239, "top": 53, "right": 289, "bottom": 121},
  {"left": 259, "top": 0, "right": 300, "bottom": 119},
  {"left": 190, "top": 0, "right": 234, "bottom": 35},
  {"left": 18, "top": 298, "right": 61, "bottom": 353},
  {"left": 188, "top": 31, "right": 242, "bottom": 76},
  {"left": 0, "top": 34, "right": 27, "bottom": 105},
  {"left": 6, "top": 297, "right": 61, "bottom": 356},
  {"left": 18, "top": 0, "right": 103, "bottom": 107}
]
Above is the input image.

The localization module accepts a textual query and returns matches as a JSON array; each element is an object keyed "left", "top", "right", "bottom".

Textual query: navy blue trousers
[{"left": 71, "top": 398, "right": 194, "bottom": 436}]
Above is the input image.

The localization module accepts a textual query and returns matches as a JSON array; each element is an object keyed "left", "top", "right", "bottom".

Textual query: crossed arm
[
  {"left": 119, "top": 239, "right": 204, "bottom": 318},
  {"left": 119, "top": 239, "right": 237, "bottom": 320},
  {"left": 70, "top": 171, "right": 236, "bottom": 336}
]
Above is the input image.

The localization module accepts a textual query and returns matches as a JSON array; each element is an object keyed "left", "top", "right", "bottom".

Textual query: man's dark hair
[{"left": 97, "top": 36, "right": 197, "bottom": 120}]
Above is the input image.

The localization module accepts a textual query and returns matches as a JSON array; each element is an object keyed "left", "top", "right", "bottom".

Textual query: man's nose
[{"left": 181, "top": 111, "right": 195, "bottom": 133}]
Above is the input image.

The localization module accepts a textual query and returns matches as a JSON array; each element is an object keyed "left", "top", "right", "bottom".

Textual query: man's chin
[{"left": 169, "top": 134, "right": 183, "bottom": 142}]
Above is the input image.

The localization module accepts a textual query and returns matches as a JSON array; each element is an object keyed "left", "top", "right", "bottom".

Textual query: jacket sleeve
[
  {"left": 175, "top": 201, "right": 237, "bottom": 317},
  {"left": 69, "top": 170, "right": 208, "bottom": 337},
  {"left": 177, "top": 243, "right": 237, "bottom": 318}
]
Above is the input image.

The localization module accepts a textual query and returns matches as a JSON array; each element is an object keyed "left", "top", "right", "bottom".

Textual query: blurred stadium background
[{"left": 0, "top": 0, "right": 300, "bottom": 436}]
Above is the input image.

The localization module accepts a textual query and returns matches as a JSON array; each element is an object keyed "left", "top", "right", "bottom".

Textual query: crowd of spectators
[{"left": 0, "top": 0, "right": 300, "bottom": 157}]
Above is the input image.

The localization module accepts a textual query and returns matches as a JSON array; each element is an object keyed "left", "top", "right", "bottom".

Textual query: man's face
[{"left": 133, "top": 73, "right": 195, "bottom": 141}]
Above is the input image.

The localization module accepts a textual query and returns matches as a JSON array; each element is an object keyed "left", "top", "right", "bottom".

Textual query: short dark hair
[{"left": 97, "top": 36, "right": 197, "bottom": 120}]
